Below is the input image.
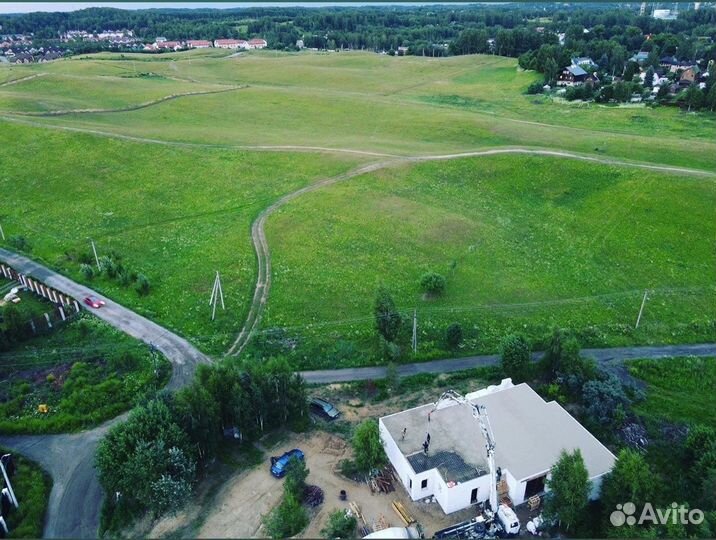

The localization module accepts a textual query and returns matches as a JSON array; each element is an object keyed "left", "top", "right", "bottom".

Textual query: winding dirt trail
[
  {"left": 0, "top": 85, "right": 244, "bottom": 116},
  {"left": 226, "top": 147, "right": 715, "bottom": 356}
]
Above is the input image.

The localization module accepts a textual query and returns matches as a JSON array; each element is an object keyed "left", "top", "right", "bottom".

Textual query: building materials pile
[
  {"left": 302, "top": 485, "right": 324, "bottom": 507},
  {"left": 369, "top": 466, "right": 396, "bottom": 494}
]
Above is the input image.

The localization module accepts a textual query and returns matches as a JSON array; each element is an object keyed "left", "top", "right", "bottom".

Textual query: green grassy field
[
  {"left": 264, "top": 155, "right": 716, "bottom": 367},
  {"left": 0, "top": 313, "right": 171, "bottom": 433},
  {"left": 1, "top": 51, "right": 715, "bottom": 168},
  {"left": 0, "top": 122, "right": 358, "bottom": 353},
  {"left": 1, "top": 50, "right": 714, "bottom": 364},
  {"left": 629, "top": 356, "right": 716, "bottom": 426}
]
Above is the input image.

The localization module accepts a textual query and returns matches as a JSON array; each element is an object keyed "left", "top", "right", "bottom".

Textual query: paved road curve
[
  {"left": 1, "top": 258, "right": 714, "bottom": 538},
  {"left": 0, "top": 248, "right": 211, "bottom": 538},
  {"left": 0, "top": 248, "right": 210, "bottom": 390}
]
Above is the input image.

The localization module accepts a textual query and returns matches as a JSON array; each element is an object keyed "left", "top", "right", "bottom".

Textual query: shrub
[
  {"left": 582, "top": 376, "right": 630, "bottom": 428},
  {"left": 446, "top": 322, "right": 463, "bottom": 349},
  {"left": 117, "top": 270, "right": 132, "bottom": 287},
  {"left": 419, "top": 271, "right": 446, "bottom": 296},
  {"left": 98, "top": 256, "right": 117, "bottom": 277},
  {"left": 527, "top": 81, "right": 544, "bottom": 94},
  {"left": 321, "top": 509, "right": 357, "bottom": 539},
  {"left": 263, "top": 492, "right": 308, "bottom": 539},
  {"left": 7, "top": 235, "right": 30, "bottom": 252},
  {"left": 80, "top": 263, "right": 95, "bottom": 279},
  {"left": 135, "top": 274, "right": 150, "bottom": 296}
]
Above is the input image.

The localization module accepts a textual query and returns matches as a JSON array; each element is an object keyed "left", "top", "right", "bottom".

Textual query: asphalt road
[
  {"left": 0, "top": 248, "right": 211, "bottom": 390},
  {"left": 300, "top": 343, "right": 716, "bottom": 384},
  {"left": 1, "top": 255, "right": 714, "bottom": 539},
  {"left": 0, "top": 248, "right": 211, "bottom": 538}
]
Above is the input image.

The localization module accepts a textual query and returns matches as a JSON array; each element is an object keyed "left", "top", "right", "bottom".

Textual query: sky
[{"left": 0, "top": 1, "right": 474, "bottom": 13}]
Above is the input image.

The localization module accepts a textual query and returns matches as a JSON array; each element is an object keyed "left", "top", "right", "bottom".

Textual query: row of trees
[
  {"left": 546, "top": 438, "right": 716, "bottom": 538},
  {"left": 4, "top": 4, "right": 715, "bottom": 61},
  {"left": 96, "top": 357, "right": 309, "bottom": 527}
]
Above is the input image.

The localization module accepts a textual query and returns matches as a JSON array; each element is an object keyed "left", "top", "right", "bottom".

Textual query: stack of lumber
[
  {"left": 391, "top": 500, "right": 415, "bottom": 525},
  {"left": 350, "top": 501, "right": 371, "bottom": 537},
  {"left": 369, "top": 467, "right": 396, "bottom": 494}
]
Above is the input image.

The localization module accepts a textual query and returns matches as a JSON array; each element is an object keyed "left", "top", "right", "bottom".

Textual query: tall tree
[
  {"left": 601, "top": 448, "right": 654, "bottom": 523},
  {"left": 352, "top": 419, "right": 386, "bottom": 472},
  {"left": 544, "top": 449, "right": 591, "bottom": 532},
  {"left": 500, "top": 333, "right": 531, "bottom": 383},
  {"left": 374, "top": 286, "right": 401, "bottom": 342}
]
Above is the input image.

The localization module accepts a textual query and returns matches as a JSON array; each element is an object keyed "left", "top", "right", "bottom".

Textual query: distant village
[
  {"left": 0, "top": 30, "right": 268, "bottom": 64},
  {"left": 552, "top": 52, "right": 710, "bottom": 103}
]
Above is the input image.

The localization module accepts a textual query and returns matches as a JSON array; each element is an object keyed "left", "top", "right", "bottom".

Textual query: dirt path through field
[{"left": 226, "top": 147, "right": 715, "bottom": 356}]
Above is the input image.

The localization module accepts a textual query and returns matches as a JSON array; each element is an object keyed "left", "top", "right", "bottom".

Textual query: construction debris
[
  {"left": 368, "top": 466, "right": 396, "bottom": 494},
  {"left": 374, "top": 514, "right": 389, "bottom": 531},
  {"left": 349, "top": 501, "right": 371, "bottom": 537},
  {"left": 302, "top": 485, "right": 324, "bottom": 507}
]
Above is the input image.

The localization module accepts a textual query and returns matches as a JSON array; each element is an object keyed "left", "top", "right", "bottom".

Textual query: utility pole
[
  {"left": 209, "top": 271, "right": 225, "bottom": 321},
  {"left": 412, "top": 309, "right": 417, "bottom": 354},
  {"left": 635, "top": 290, "right": 649, "bottom": 329},
  {"left": 90, "top": 239, "right": 100, "bottom": 271},
  {"left": 0, "top": 223, "right": 5, "bottom": 241}
]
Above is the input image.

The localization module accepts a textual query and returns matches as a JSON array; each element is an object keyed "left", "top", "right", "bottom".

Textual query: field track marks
[
  {"left": 226, "top": 159, "right": 401, "bottom": 356},
  {"left": 0, "top": 85, "right": 245, "bottom": 116},
  {"left": 0, "top": 72, "right": 48, "bottom": 87},
  {"left": 408, "top": 148, "right": 716, "bottom": 178},
  {"left": 0, "top": 115, "right": 403, "bottom": 158},
  {"left": 227, "top": 147, "right": 715, "bottom": 356}
]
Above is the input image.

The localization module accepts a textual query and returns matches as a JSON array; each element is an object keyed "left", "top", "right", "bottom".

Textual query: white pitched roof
[{"left": 382, "top": 382, "right": 616, "bottom": 483}]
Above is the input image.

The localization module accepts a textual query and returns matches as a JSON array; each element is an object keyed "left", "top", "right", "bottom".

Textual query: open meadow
[
  {"left": 2, "top": 52, "right": 715, "bottom": 167},
  {"left": 1, "top": 50, "right": 714, "bottom": 362},
  {"left": 264, "top": 155, "right": 716, "bottom": 367}
]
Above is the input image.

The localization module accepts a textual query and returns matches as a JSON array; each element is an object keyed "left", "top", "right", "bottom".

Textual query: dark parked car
[
  {"left": 270, "top": 448, "right": 305, "bottom": 478},
  {"left": 310, "top": 397, "right": 340, "bottom": 420}
]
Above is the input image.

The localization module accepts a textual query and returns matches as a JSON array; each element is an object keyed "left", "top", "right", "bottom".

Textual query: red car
[{"left": 83, "top": 295, "right": 106, "bottom": 309}]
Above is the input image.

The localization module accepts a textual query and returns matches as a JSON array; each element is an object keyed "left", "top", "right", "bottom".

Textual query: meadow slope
[{"left": 264, "top": 155, "right": 716, "bottom": 368}]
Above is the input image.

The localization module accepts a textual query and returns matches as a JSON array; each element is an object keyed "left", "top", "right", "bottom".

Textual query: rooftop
[
  {"left": 567, "top": 65, "right": 588, "bottom": 76},
  {"left": 382, "top": 382, "right": 616, "bottom": 483}
]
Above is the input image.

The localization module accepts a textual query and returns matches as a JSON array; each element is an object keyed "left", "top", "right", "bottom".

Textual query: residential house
[
  {"left": 12, "top": 52, "right": 33, "bottom": 64},
  {"left": 629, "top": 51, "right": 650, "bottom": 65},
  {"left": 214, "top": 39, "right": 247, "bottom": 49},
  {"left": 156, "top": 41, "right": 183, "bottom": 51},
  {"left": 248, "top": 38, "right": 268, "bottom": 49},
  {"left": 680, "top": 66, "right": 700, "bottom": 84},
  {"left": 187, "top": 40, "right": 212, "bottom": 48},
  {"left": 571, "top": 56, "right": 598, "bottom": 70},
  {"left": 557, "top": 64, "right": 589, "bottom": 86},
  {"left": 379, "top": 380, "right": 616, "bottom": 515}
]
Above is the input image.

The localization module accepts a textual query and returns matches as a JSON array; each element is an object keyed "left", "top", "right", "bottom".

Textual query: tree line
[
  {"left": 96, "top": 357, "right": 308, "bottom": 531},
  {"left": 4, "top": 3, "right": 714, "bottom": 61}
]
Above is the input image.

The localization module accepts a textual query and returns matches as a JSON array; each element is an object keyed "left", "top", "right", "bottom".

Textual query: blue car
[{"left": 270, "top": 448, "right": 305, "bottom": 478}]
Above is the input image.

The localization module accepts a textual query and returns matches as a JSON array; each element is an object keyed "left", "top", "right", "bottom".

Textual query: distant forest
[{"left": 2, "top": 3, "right": 715, "bottom": 63}]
